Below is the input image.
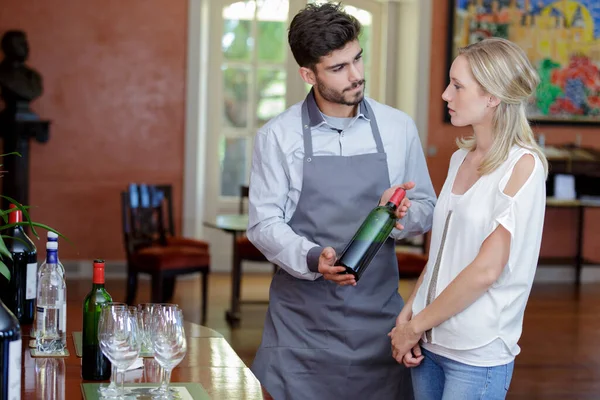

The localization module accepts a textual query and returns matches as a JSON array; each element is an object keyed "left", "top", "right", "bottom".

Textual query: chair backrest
[
  {"left": 239, "top": 185, "right": 249, "bottom": 215},
  {"left": 121, "top": 183, "right": 175, "bottom": 257}
]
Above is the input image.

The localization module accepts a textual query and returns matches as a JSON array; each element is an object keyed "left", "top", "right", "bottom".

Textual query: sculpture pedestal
[{"left": 0, "top": 119, "right": 50, "bottom": 213}]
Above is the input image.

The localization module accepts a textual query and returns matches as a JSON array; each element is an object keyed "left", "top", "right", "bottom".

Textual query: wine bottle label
[
  {"left": 8, "top": 338, "right": 22, "bottom": 400},
  {"left": 26, "top": 262, "right": 38, "bottom": 300},
  {"left": 36, "top": 306, "right": 46, "bottom": 334}
]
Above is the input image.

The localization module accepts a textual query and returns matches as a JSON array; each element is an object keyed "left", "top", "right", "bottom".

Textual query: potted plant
[{"left": 0, "top": 153, "right": 62, "bottom": 282}]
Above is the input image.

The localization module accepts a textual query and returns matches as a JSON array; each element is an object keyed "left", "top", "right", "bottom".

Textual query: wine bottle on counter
[
  {"left": 0, "top": 204, "right": 38, "bottom": 324},
  {"left": 82, "top": 259, "right": 113, "bottom": 380},
  {"left": 335, "top": 187, "right": 406, "bottom": 281},
  {"left": 0, "top": 297, "right": 21, "bottom": 400}
]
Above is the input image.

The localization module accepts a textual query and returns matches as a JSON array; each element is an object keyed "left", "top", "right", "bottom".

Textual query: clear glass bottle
[
  {"left": 36, "top": 241, "right": 67, "bottom": 353},
  {"left": 33, "top": 232, "right": 65, "bottom": 339}
]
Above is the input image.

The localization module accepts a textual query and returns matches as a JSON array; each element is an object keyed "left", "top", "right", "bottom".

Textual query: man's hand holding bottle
[{"left": 318, "top": 181, "right": 415, "bottom": 286}]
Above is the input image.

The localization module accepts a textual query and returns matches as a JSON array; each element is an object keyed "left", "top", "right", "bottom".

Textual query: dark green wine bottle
[
  {"left": 0, "top": 204, "right": 37, "bottom": 325},
  {"left": 336, "top": 187, "right": 406, "bottom": 281},
  {"left": 0, "top": 297, "right": 21, "bottom": 400},
  {"left": 82, "top": 259, "right": 112, "bottom": 380}
]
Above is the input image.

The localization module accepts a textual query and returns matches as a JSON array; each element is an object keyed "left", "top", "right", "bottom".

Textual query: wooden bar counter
[{"left": 19, "top": 306, "right": 266, "bottom": 399}]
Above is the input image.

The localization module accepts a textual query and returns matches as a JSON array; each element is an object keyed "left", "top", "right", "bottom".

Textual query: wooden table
[
  {"left": 204, "top": 214, "right": 254, "bottom": 326},
  {"left": 544, "top": 197, "right": 600, "bottom": 286},
  {"left": 544, "top": 145, "right": 600, "bottom": 178},
  {"left": 542, "top": 145, "right": 600, "bottom": 285},
  {"left": 19, "top": 310, "right": 266, "bottom": 399}
]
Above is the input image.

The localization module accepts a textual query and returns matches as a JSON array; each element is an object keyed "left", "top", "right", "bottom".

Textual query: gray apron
[{"left": 252, "top": 91, "right": 414, "bottom": 400}]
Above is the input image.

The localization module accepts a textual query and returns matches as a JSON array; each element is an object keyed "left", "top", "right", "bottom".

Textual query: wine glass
[
  {"left": 137, "top": 303, "right": 162, "bottom": 356},
  {"left": 150, "top": 306, "right": 187, "bottom": 399},
  {"left": 98, "top": 304, "right": 141, "bottom": 399},
  {"left": 97, "top": 302, "right": 127, "bottom": 398},
  {"left": 138, "top": 304, "right": 181, "bottom": 396}
]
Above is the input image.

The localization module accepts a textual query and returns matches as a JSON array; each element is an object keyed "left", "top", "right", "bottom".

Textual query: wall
[
  {"left": 3, "top": 0, "right": 598, "bottom": 267},
  {"left": 426, "top": 1, "right": 600, "bottom": 263},
  {"left": 0, "top": 1, "right": 188, "bottom": 261}
]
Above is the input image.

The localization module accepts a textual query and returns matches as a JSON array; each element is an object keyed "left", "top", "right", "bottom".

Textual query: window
[
  {"left": 220, "top": 0, "right": 289, "bottom": 196},
  {"left": 216, "top": 0, "right": 381, "bottom": 199}
]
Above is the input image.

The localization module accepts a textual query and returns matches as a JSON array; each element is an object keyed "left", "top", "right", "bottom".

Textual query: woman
[{"left": 388, "top": 37, "right": 548, "bottom": 399}]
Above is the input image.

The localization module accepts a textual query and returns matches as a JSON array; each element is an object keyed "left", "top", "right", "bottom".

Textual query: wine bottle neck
[
  {"left": 389, "top": 188, "right": 406, "bottom": 204},
  {"left": 385, "top": 201, "right": 398, "bottom": 211},
  {"left": 93, "top": 265, "right": 105, "bottom": 285},
  {"left": 8, "top": 207, "right": 22, "bottom": 224}
]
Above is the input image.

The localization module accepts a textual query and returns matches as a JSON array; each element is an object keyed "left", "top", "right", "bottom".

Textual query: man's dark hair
[{"left": 288, "top": 3, "right": 361, "bottom": 70}]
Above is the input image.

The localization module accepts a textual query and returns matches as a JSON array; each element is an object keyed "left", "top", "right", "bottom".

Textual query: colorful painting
[{"left": 449, "top": 0, "right": 600, "bottom": 124}]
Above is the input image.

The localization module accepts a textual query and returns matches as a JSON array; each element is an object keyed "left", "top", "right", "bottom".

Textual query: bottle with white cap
[
  {"left": 35, "top": 241, "right": 67, "bottom": 353},
  {"left": 32, "top": 232, "right": 65, "bottom": 339}
]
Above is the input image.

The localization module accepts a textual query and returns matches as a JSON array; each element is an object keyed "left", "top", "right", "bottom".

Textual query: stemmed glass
[
  {"left": 137, "top": 303, "right": 161, "bottom": 356},
  {"left": 151, "top": 305, "right": 187, "bottom": 399},
  {"left": 138, "top": 303, "right": 180, "bottom": 396},
  {"left": 97, "top": 302, "right": 128, "bottom": 398},
  {"left": 98, "top": 303, "right": 141, "bottom": 399}
]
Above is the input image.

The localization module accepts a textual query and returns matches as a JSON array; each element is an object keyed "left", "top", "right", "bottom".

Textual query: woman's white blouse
[{"left": 412, "top": 146, "right": 546, "bottom": 362}]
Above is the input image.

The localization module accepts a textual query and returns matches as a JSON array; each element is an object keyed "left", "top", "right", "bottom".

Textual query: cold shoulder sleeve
[{"left": 487, "top": 151, "right": 546, "bottom": 272}]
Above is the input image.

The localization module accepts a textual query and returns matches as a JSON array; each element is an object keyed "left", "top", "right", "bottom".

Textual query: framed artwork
[{"left": 447, "top": 0, "right": 600, "bottom": 124}]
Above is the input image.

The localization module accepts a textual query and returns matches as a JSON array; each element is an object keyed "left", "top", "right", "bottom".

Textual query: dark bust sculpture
[
  {"left": 0, "top": 30, "right": 43, "bottom": 121},
  {"left": 0, "top": 30, "right": 49, "bottom": 214}
]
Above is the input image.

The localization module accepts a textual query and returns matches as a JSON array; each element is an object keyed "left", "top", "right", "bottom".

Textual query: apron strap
[
  {"left": 300, "top": 90, "right": 385, "bottom": 158},
  {"left": 363, "top": 100, "right": 385, "bottom": 154}
]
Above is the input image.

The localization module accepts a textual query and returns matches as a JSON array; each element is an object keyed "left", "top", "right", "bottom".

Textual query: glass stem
[
  {"left": 158, "top": 367, "right": 167, "bottom": 391},
  {"left": 109, "top": 364, "right": 117, "bottom": 388},
  {"left": 160, "top": 368, "right": 172, "bottom": 392},
  {"left": 118, "top": 368, "right": 126, "bottom": 396}
]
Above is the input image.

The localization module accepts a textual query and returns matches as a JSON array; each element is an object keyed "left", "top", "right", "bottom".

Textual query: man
[{"left": 247, "top": 3, "right": 436, "bottom": 399}]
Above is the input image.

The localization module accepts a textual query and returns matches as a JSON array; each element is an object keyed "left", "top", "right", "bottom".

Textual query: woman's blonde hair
[{"left": 456, "top": 37, "right": 548, "bottom": 177}]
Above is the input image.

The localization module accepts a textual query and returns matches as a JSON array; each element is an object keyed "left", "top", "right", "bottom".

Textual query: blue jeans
[{"left": 411, "top": 348, "right": 514, "bottom": 400}]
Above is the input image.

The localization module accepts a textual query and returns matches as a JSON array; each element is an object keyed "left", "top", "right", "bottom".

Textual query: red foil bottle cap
[
  {"left": 93, "top": 259, "right": 105, "bottom": 284},
  {"left": 8, "top": 204, "right": 22, "bottom": 224},
  {"left": 389, "top": 188, "right": 406, "bottom": 207}
]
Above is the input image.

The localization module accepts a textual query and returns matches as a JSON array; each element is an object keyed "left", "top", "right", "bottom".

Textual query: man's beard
[{"left": 316, "top": 78, "right": 366, "bottom": 106}]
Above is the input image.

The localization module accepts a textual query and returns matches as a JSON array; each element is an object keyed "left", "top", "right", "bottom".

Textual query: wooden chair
[
  {"left": 121, "top": 183, "right": 210, "bottom": 324},
  {"left": 396, "top": 232, "right": 428, "bottom": 279},
  {"left": 236, "top": 185, "right": 277, "bottom": 274}
]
